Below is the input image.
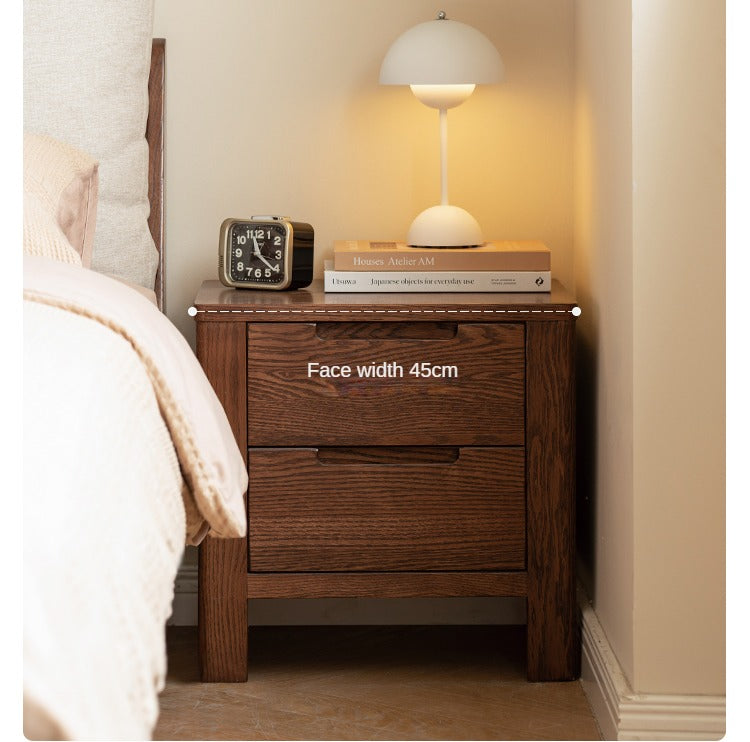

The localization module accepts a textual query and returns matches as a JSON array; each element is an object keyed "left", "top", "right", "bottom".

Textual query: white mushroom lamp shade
[{"left": 379, "top": 13, "right": 504, "bottom": 247}]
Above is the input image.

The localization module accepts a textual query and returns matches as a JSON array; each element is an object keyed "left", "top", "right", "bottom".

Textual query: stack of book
[{"left": 324, "top": 240, "right": 552, "bottom": 293}]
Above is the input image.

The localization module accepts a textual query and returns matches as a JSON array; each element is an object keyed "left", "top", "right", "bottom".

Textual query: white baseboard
[
  {"left": 168, "top": 563, "right": 526, "bottom": 626},
  {"left": 579, "top": 587, "right": 726, "bottom": 740},
  {"left": 168, "top": 563, "right": 199, "bottom": 625}
]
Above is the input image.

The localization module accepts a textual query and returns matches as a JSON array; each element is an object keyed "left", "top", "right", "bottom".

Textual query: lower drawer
[{"left": 247, "top": 447, "right": 526, "bottom": 572}]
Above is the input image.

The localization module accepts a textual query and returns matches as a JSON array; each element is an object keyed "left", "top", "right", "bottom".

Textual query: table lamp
[{"left": 380, "top": 11, "right": 504, "bottom": 247}]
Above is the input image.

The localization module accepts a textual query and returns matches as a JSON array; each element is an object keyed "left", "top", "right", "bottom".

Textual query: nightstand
[{"left": 192, "top": 279, "right": 579, "bottom": 682}]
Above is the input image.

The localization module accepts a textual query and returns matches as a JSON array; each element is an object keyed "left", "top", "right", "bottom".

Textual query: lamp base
[{"left": 407, "top": 204, "right": 483, "bottom": 247}]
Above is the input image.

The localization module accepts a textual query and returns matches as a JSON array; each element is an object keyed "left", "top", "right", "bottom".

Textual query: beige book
[{"left": 333, "top": 240, "right": 551, "bottom": 272}]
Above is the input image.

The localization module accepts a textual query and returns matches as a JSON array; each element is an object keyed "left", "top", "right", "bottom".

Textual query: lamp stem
[{"left": 439, "top": 108, "right": 448, "bottom": 206}]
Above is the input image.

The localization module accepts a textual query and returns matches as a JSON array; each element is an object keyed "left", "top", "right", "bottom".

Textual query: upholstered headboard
[
  {"left": 24, "top": 1, "right": 164, "bottom": 304},
  {"left": 147, "top": 39, "right": 166, "bottom": 310}
]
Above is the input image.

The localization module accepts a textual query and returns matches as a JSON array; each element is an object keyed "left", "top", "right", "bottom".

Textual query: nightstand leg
[
  {"left": 525, "top": 320, "right": 579, "bottom": 681},
  {"left": 195, "top": 320, "right": 249, "bottom": 681},
  {"left": 199, "top": 536, "right": 248, "bottom": 681}
]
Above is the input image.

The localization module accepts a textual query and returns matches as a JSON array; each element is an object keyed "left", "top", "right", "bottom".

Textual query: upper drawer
[{"left": 247, "top": 321, "right": 524, "bottom": 446}]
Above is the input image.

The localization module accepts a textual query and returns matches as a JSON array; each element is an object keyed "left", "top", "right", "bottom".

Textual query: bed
[{"left": 23, "top": 4, "right": 247, "bottom": 739}]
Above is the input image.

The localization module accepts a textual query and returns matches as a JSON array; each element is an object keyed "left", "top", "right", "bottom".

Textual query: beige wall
[
  {"left": 575, "top": 0, "right": 725, "bottom": 696},
  {"left": 573, "top": 0, "right": 636, "bottom": 685},
  {"left": 152, "top": 0, "right": 575, "bottom": 341},
  {"left": 631, "top": 0, "right": 725, "bottom": 695}
]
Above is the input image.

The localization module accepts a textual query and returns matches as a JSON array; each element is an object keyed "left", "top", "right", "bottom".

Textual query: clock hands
[{"left": 251, "top": 234, "right": 276, "bottom": 272}]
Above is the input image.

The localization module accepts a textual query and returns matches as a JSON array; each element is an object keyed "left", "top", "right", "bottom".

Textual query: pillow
[
  {"left": 23, "top": 133, "right": 98, "bottom": 267},
  {"left": 24, "top": 190, "right": 84, "bottom": 267},
  {"left": 23, "top": 0, "right": 157, "bottom": 290}
]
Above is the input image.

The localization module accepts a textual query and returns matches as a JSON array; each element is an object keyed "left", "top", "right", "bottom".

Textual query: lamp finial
[{"left": 437, "top": 10, "right": 447, "bottom": 20}]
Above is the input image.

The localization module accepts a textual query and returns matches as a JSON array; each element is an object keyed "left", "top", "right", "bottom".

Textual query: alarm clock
[{"left": 218, "top": 216, "right": 314, "bottom": 290}]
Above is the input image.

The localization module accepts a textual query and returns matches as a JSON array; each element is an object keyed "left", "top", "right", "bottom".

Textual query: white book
[{"left": 323, "top": 261, "right": 551, "bottom": 293}]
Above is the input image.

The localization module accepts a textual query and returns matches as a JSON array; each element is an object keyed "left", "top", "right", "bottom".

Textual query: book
[
  {"left": 324, "top": 261, "right": 551, "bottom": 293},
  {"left": 333, "top": 239, "right": 551, "bottom": 272}
]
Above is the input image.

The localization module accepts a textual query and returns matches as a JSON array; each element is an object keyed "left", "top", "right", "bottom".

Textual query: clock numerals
[{"left": 229, "top": 223, "right": 285, "bottom": 284}]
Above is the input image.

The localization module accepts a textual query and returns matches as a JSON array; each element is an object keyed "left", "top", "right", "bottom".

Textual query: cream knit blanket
[{"left": 23, "top": 255, "right": 247, "bottom": 739}]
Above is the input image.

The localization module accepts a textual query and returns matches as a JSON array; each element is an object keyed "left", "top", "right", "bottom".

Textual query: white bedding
[{"left": 23, "top": 255, "right": 248, "bottom": 739}]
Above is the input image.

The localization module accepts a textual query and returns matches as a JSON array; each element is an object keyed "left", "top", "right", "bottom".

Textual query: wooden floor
[{"left": 154, "top": 625, "right": 601, "bottom": 741}]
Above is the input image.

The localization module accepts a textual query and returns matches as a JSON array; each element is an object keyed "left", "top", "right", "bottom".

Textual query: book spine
[
  {"left": 324, "top": 269, "right": 552, "bottom": 293},
  {"left": 333, "top": 251, "right": 550, "bottom": 272}
]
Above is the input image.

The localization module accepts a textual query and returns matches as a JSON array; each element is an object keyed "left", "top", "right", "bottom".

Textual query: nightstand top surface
[{"left": 194, "top": 280, "right": 577, "bottom": 320}]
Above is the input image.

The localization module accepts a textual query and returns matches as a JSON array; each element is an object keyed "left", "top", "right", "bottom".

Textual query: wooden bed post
[{"left": 147, "top": 38, "right": 166, "bottom": 311}]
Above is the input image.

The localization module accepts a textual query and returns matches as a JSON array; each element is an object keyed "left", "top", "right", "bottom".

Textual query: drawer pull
[
  {"left": 315, "top": 322, "right": 458, "bottom": 341},
  {"left": 314, "top": 446, "right": 460, "bottom": 465}
]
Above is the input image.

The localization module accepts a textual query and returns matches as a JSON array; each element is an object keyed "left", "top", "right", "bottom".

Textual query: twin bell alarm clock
[{"left": 218, "top": 216, "right": 314, "bottom": 290}]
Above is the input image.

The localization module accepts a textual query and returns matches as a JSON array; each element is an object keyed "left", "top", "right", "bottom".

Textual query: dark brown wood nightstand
[{"left": 192, "top": 279, "right": 579, "bottom": 683}]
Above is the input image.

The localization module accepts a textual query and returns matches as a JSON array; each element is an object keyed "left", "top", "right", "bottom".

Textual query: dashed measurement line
[{"left": 189, "top": 306, "right": 581, "bottom": 317}]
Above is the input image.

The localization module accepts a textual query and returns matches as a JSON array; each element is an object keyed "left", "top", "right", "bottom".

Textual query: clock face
[{"left": 228, "top": 222, "right": 286, "bottom": 284}]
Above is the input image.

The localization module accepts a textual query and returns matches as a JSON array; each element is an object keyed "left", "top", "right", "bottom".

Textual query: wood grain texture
[
  {"left": 246, "top": 571, "right": 529, "bottom": 599},
  {"left": 525, "top": 319, "right": 579, "bottom": 681},
  {"left": 247, "top": 322, "right": 525, "bottom": 446},
  {"left": 147, "top": 39, "right": 165, "bottom": 310},
  {"left": 248, "top": 447, "right": 526, "bottom": 572},
  {"left": 196, "top": 321, "right": 248, "bottom": 681}
]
